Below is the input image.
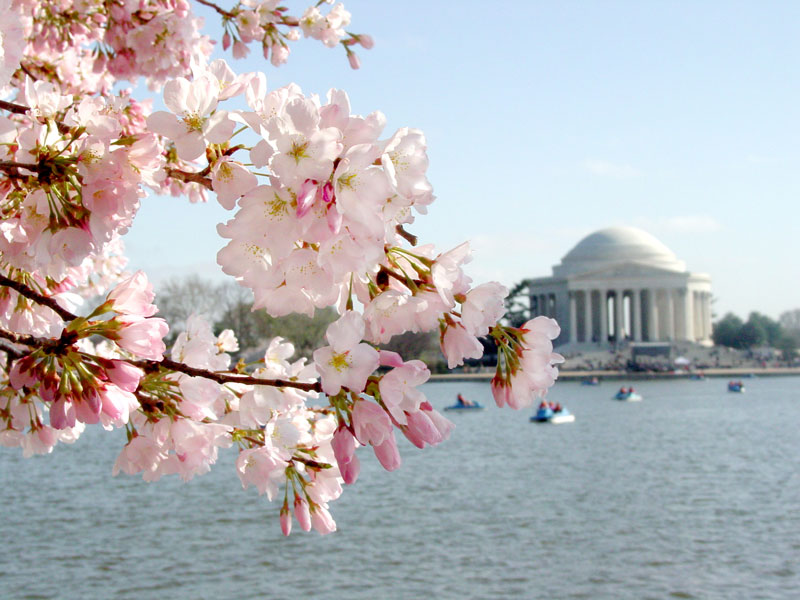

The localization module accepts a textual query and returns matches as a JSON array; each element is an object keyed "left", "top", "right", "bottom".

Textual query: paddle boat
[
  {"left": 613, "top": 388, "right": 642, "bottom": 401},
  {"left": 444, "top": 394, "right": 485, "bottom": 411},
  {"left": 688, "top": 372, "right": 706, "bottom": 381},
  {"left": 727, "top": 381, "right": 745, "bottom": 393},
  {"left": 530, "top": 403, "right": 575, "bottom": 424},
  {"left": 581, "top": 376, "right": 600, "bottom": 386}
]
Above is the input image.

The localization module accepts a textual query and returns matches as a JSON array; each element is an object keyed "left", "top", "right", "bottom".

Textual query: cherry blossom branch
[
  {"left": 167, "top": 168, "right": 213, "bottom": 189},
  {"left": 0, "top": 273, "right": 77, "bottom": 322},
  {"left": 0, "top": 328, "right": 37, "bottom": 348},
  {"left": 0, "top": 276, "right": 320, "bottom": 392},
  {"left": 194, "top": 0, "right": 234, "bottom": 19},
  {"left": 0, "top": 324, "right": 321, "bottom": 393},
  {"left": 0, "top": 99, "right": 30, "bottom": 116},
  {"left": 0, "top": 161, "right": 39, "bottom": 172},
  {"left": 395, "top": 225, "right": 418, "bottom": 246},
  {"left": 131, "top": 356, "right": 322, "bottom": 393},
  {"left": 0, "top": 99, "right": 71, "bottom": 134}
]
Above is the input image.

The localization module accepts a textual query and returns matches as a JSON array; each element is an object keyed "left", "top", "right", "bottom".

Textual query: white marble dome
[{"left": 552, "top": 226, "right": 686, "bottom": 277}]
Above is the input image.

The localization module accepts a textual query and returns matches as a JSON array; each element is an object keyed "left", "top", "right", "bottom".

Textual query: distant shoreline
[{"left": 429, "top": 367, "right": 800, "bottom": 382}]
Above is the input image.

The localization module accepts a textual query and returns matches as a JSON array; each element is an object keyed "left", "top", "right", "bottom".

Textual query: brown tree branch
[
  {"left": 0, "top": 324, "right": 322, "bottom": 394},
  {"left": 167, "top": 168, "right": 213, "bottom": 190},
  {"left": 0, "top": 100, "right": 30, "bottom": 116},
  {"left": 194, "top": 0, "right": 234, "bottom": 18},
  {"left": 0, "top": 273, "right": 78, "bottom": 322},
  {"left": 131, "top": 356, "right": 322, "bottom": 393}
]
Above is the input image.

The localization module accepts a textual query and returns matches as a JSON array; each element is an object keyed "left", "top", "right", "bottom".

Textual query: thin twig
[{"left": 194, "top": 0, "right": 234, "bottom": 18}]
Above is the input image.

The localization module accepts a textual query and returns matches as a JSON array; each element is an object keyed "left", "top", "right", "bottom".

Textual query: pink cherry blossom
[
  {"left": 106, "top": 270, "right": 157, "bottom": 317},
  {"left": 440, "top": 321, "right": 484, "bottom": 369},
  {"left": 311, "top": 504, "right": 337, "bottom": 534},
  {"left": 461, "top": 282, "right": 508, "bottom": 337},
  {"left": 236, "top": 445, "right": 288, "bottom": 500},
  {"left": 115, "top": 315, "right": 169, "bottom": 360},
  {"left": 147, "top": 73, "right": 234, "bottom": 161},
  {"left": 378, "top": 359, "right": 430, "bottom": 425},
  {"left": 351, "top": 399, "right": 392, "bottom": 447},
  {"left": 313, "top": 312, "right": 379, "bottom": 395}
]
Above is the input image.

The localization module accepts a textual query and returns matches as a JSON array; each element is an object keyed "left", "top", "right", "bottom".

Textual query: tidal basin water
[{"left": 2, "top": 376, "right": 800, "bottom": 599}]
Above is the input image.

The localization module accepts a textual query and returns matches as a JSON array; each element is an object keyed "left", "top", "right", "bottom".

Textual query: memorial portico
[{"left": 528, "top": 227, "right": 713, "bottom": 348}]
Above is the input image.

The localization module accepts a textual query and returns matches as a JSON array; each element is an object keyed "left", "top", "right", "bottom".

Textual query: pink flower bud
[
  {"left": 373, "top": 433, "right": 401, "bottom": 471},
  {"left": 280, "top": 504, "right": 292, "bottom": 536},
  {"left": 107, "top": 270, "right": 157, "bottom": 317},
  {"left": 321, "top": 181, "right": 334, "bottom": 204},
  {"left": 331, "top": 426, "right": 360, "bottom": 485},
  {"left": 50, "top": 398, "right": 76, "bottom": 430},
  {"left": 294, "top": 495, "right": 311, "bottom": 531},
  {"left": 347, "top": 52, "right": 361, "bottom": 70},
  {"left": 311, "top": 505, "right": 337, "bottom": 535},
  {"left": 296, "top": 179, "right": 317, "bottom": 217},
  {"left": 74, "top": 389, "right": 102, "bottom": 425},
  {"left": 104, "top": 360, "right": 143, "bottom": 393},
  {"left": 115, "top": 316, "right": 168, "bottom": 360},
  {"left": 357, "top": 34, "right": 374, "bottom": 49},
  {"left": 8, "top": 356, "right": 37, "bottom": 390},
  {"left": 222, "top": 31, "right": 231, "bottom": 50},
  {"left": 491, "top": 376, "right": 510, "bottom": 408},
  {"left": 403, "top": 409, "right": 442, "bottom": 449}
]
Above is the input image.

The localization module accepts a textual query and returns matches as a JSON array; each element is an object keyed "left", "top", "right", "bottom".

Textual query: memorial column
[
  {"left": 599, "top": 289, "right": 608, "bottom": 343},
  {"left": 648, "top": 289, "right": 659, "bottom": 341},
  {"left": 583, "top": 290, "right": 593, "bottom": 343},
  {"left": 632, "top": 289, "right": 642, "bottom": 341},
  {"left": 665, "top": 289, "right": 675, "bottom": 340},
  {"left": 569, "top": 292, "right": 577, "bottom": 343}
]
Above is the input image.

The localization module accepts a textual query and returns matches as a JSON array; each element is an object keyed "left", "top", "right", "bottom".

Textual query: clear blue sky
[{"left": 125, "top": 0, "right": 800, "bottom": 321}]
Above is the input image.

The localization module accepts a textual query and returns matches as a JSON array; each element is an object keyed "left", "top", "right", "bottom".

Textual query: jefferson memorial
[{"left": 528, "top": 226, "right": 713, "bottom": 347}]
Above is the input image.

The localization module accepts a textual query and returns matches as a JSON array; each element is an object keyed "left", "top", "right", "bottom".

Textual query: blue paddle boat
[
  {"left": 727, "top": 381, "right": 745, "bottom": 393},
  {"left": 613, "top": 388, "right": 642, "bottom": 401},
  {"left": 581, "top": 376, "right": 600, "bottom": 386},
  {"left": 444, "top": 394, "right": 485, "bottom": 411},
  {"left": 531, "top": 405, "right": 575, "bottom": 424},
  {"left": 444, "top": 402, "right": 484, "bottom": 411}
]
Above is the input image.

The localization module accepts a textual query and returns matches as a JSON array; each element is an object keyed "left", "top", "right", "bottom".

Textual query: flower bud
[{"left": 294, "top": 495, "right": 311, "bottom": 531}]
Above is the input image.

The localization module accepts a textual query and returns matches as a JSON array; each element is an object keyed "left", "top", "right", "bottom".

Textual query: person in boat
[
  {"left": 619, "top": 387, "right": 628, "bottom": 395},
  {"left": 456, "top": 393, "right": 474, "bottom": 407},
  {"left": 553, "top": 403, "right": 562, "bottom": 413},
  {"left": 538, "top": 400, "right": 548, "bottom": 411}
]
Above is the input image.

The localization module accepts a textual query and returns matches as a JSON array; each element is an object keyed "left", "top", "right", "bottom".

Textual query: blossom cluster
[
  {"left": 0, "top": 1, "right": 564, "bottom": 536},
  {"left": 4, "top": 0, "right": 369, "bottom": 95}
]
